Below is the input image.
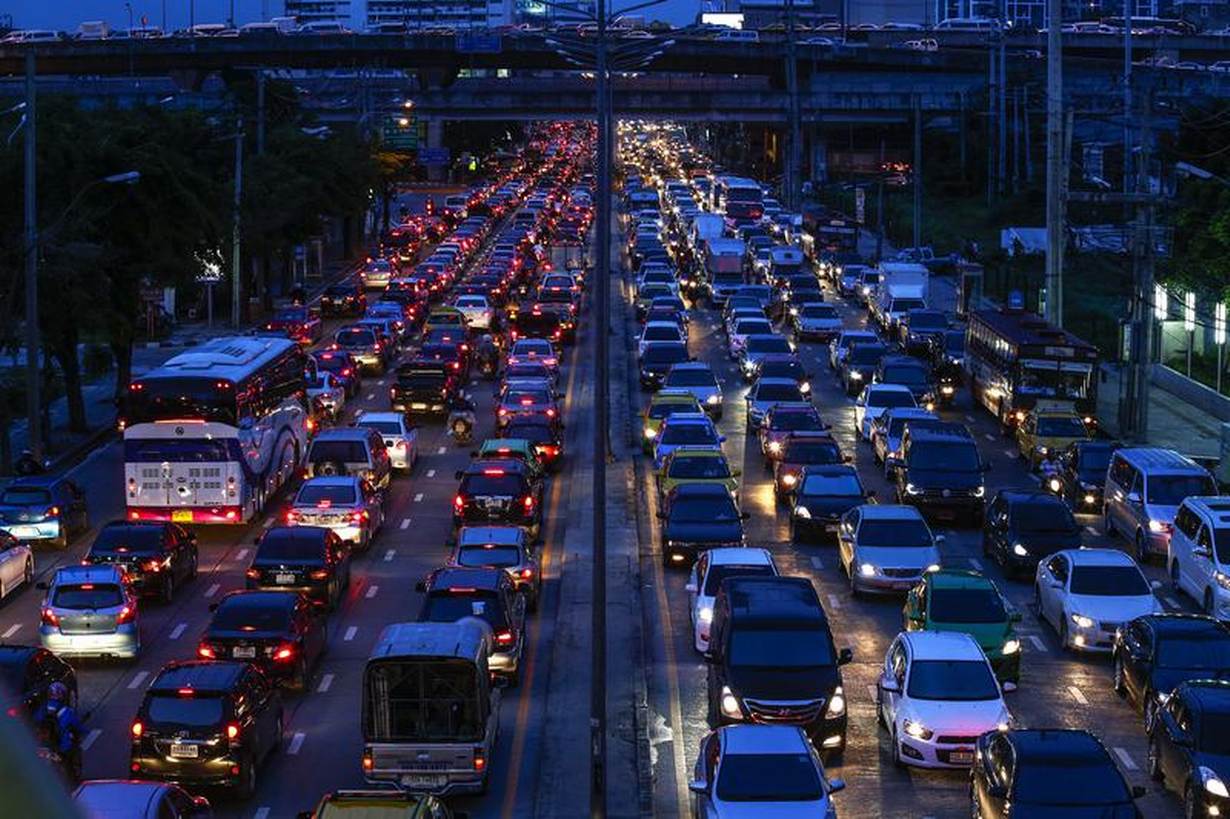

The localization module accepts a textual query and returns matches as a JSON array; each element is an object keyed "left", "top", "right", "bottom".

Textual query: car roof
[
  {"left": 261, "top": 526, "right": 330, "bottom": 545},
  {"left": 1061, "top": 548, "right": 1137, "bottom": 568},
  {"left": 670, "top": 482, "right": 733, "bottom": 498},
  {"left": 857, "top": 504, "right": 924, "bottom": 521},
  {"left": 661, "top": 413, "right": 712, "bottom": 425},
  {"left": 707, "top": 547, "right": 773, "bottom": 567},
  {"left": 800, "top": 464, "right": 858, "bottom": 478},
  {"left": 1181, "top": 679, "right": 1230, "bottom": 712},
  {"left": 0, "top": 645, "right": 38, "bottom": 666},
  {"left": 355, "top": 412, "right": 405, "bottom": 425},
  {"left": 719, "top": 724, "right": 810, "bottom": 755},
  {"left": 53, "top": 564, "right": 125, "bottom": 585},
  {"left": 464, "top": 459, "right": 530, "bottom": 476},
  {"left": 6, "top": 476, "right": 60, "bottom": 488},
  {"left": 1116, "top": 447, "right": 1208, "bottom": 474},
  {"left": 880, "top": 354, "right": 928, "bottom": 367},
  {"left": 74, "top": 780, "right": 167, "bottom": 812},
  {"left": 217, "top": 590, "right": 299, "bottom": 610},
  {"left": 754, "top": 377, "right": 799, "bottom": 388},
  {"left": 151, "top": 660, "right": 247, "bottom": 691},
  {"left": 428, "top": 567, "right": 507, "bottom": 591},
  {"left": 903, "top": 630, "right": 985, "bottom": 661},
  {"left": 866, "top": 383, "right": 914, "bottom": 395},
  {"left": 669, "top": 361, "right": 713, "bottom": 372},
  {"left": 652, "top": 392, "right": 702, "bottom": 404},
  {"left": 1143, "top": 613, "right": 1228, "bottom": 637},
  {"left": 300, "top": 476, "right": 361, "bottom": 488},
  {"left": 312, "top": 428, "right": 371, "bottom": 441},
  {"left": 927, "top": 569, "right": 997, "bottom": 590},
  {"left": 1000, "top": 490, "right": 1067, "bottom": 508},
  {"left": 1006, "top": 730, "right": 1116, "bottom": 767},
  {"left": 457, "top": 526, "right": 526, "bottom": 546},
  {"left": 884, "top": 408, "right": 937, "bottom": 420}
]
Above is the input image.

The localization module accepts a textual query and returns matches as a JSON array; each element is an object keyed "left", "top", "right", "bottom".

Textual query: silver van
[{"left": 1103, "top": 447, "right": 1216, "bottom": 562}]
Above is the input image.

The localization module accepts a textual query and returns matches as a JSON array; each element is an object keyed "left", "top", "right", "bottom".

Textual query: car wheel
[
  {"left": 1171, "top": 560, "right": 1182, "bottom": 593},
  {"left": 291, "top": 658, "right": 308, "bottom": 693},
  {"left": 1104, "top": 508, "right": 1117, "bottom": 538},
  {"left": 53, "top": 531, "right": 68, "bottom": 550},
  {"left": 271, "top": 712, "right": 284, "bottom": 758},
  {"left": 849, "top": 568, "right": 861, "bottom": 599},
  {"left": 1113, "top": 654, "right": 1127, "bottom": 697},
  {"left": 22, "top": 560, "right": 32, "bottom": 588},
  {"left": 1148, "top": 735, "right": 1163, "bottom": 782},
  {"left": 1136, "top": 530, "right": 1150, "bottom": 564},
  {"left": 187, "top": 548, "right": 198, "bottom": 580},
  {"left": 1058, "top": 619, "right": 1069, "bottom": 651},
  {"left": 1144, "top": 694, "right": 1158, "bottom": 730}
]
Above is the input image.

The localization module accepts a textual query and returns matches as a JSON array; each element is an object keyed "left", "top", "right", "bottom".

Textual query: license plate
[
  {"left": 171, "top": 510, "right": 193, "bottom": 523},
  {"left": 233, "top": 646, "right": 256, "bottom": 659},
  {"left": 170, "top": 743, "right": 199, "bottom": 759},
  {"left": 411, "top": 402, "right": 427, "bottom": 410},
  {"left": 949, "top": 751, "right": 974, "bottom": 764},
  {"left": 405, "top": 774, "right": 446, "bottom": 789},
  {"left": 275, "top": 573, "right": 296, "bottom": 585},
  {"left": 8, "top": 525, "right": 41, "bottom": 538}
]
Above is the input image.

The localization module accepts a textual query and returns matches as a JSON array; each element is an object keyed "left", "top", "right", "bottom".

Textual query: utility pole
[
  {"left": 997, "top": 6, "right": 1007, "bottom": 196},
  {"left": 986, "top": 41, "right": 996, "bottom": 204},
  {"left": 1131, "top": 90, "right": 1155, "bottom": 442},
  {"left": 913, "top": 95, "right": 922, "bottom": 251},
  {"left": 785, "top": 0, "right": 802, "bottom": 210},
  {"left": 231, "top": 116, "right": 243, "bottom": 328},
  {"left": 23, "top": 52, "right": 41, "bottom": 462},
  {"left": 876, "top": 137, "right": 885, "bottom": 261},
  {"left": 256, "top": 70, "right": 266, "bottom": 156},
  {"left": 1123, "top": 0, "right": 1133, "bottom": 196},
  {"left": 1044, "top": 0, "right": 1063, "bottom": 325}
]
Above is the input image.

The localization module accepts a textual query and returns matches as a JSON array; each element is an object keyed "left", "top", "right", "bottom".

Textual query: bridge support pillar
[
  {"left": 422, "top": 116, "right": 445, "bottom": 182},
  {"left": 811, "top": 131, "right": 827, "bottom": 187}
]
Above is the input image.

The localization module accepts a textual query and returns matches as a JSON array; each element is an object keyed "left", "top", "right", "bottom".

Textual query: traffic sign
[
  {"left": 456, "top": 33, "right": 502, "bottom": 53},
  {"left": 419, "top": 147, "right": 450, "bottom": 165}
]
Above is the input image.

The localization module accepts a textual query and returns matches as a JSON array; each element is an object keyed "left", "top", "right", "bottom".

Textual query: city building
[
  {"left": 284, "top": 0, "right": 362, "bottom": 27},
  {"left": 724, "top": 0, "right": 838, "bottom": 29},
  {"left": 366, "top": 0, "right": 514, "bottom": 30}
]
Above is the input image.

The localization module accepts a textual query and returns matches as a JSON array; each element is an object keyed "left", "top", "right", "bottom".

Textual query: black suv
[
  {"left": 790, "top": 464, "right": 874, "bottom": 544},
  {"left": 1051, "top": 439, "right": 1120, "bottom": 514},
  {"left": 982, "top": 490, "right": 1082, "bottom": 578},
  {"left": 85, "top": 521, "right": 198, "bottom": 603},
  {"left": 391, "top": 361, "right": 458, "bottom": 418},
  {"left": 246, "top": 526, "right": 351, "bottom": 609},
  {"left": 1113, "top": 614, "right": 1230, "bottom": 726},
  {"left": 873, "top": 355, "right": 936, "bottom": 407},
  {"left": 453, "top": 459, "right": 545, "bottom": 538},
  {"left": 1148, "top": 679, "right": 1230, "bottom": 817},
  {"left": 888, "top": 422, "right": 988, "bottom": 525},
  {"left": 839, "top": 341, "right": 888, "bottom": 396},
  {"left": 319, "top": 282, "right": 366, "bottom": 317},
  {"left": 706, "top": 576, "right": 852, "bottom": 760},
  {"left": 130, "top": 660, "right": 283, "bottom": 798}
]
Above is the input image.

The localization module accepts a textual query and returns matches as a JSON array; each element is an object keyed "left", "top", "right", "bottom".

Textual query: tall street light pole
[
  {"left": 23, "top": 51, "right": 40, "bottom": 461},
  {"left": 231, "top": 116, "right": 243, "bottom": 327},
  {"left": 785, "top": 0, "right": 801, "bottom": 211},
  {"left": 1044, "top": 0, "right": 1064, "bottom": 325}
]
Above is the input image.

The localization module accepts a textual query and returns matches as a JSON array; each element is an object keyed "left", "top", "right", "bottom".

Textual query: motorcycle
[{"left": 478, "top": 358, "right": 498, "bottom": 380}]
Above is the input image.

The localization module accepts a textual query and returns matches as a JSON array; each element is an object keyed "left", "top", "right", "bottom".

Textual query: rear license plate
[
  {"left": 171, "top": 510, "right": 193, "bottom": 523},
  {"left": 411, "top": 402, "right": 427, "bottom": 410},
  {"left": 405, "top": 774, "right": 446, "bottom": 789},
  {"left": 233, "top": 646, "right": 256, "bottom": 659},
  {"left": 948, "top": 751, "right": 974, "bottom": 764},
  {"left": 170, "top": 743, "right": 199, "bottom": 758},
  {"left": 275, "top": 573, "right": 296, "bottom": 585}
]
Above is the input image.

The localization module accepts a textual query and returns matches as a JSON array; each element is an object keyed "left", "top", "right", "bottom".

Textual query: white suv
[{"left": 1168, "top": 496, "right": 1230, "bottom": 618}]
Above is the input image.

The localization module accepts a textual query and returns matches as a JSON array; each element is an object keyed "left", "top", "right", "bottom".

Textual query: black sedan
[
  {"left": 198, "top": 591, "right": 327, "bottom": 691},
  {"left": 84, "top": 521, "right": 198, "bottom": 603},
  {"left": 1149, "top": 679, "right": 1230, "bottom": 818},
  {"left": 981, "top": 490, "right": 1082, "bottom": 578},
  {"left": 658, "top": 483, "right": 748, "bottom": 568},
  {"left": 1114, "top": 614, "right": 1230, "bottom": 727},
  {"left": 246, "top": 526, "right": 351, "bottom": 609},
  {"left": 790, "top": 464, "right": 873, "bottom": 544},
  {"left": 1050, "top": 439, "right": 1120, "bottom": 514}
]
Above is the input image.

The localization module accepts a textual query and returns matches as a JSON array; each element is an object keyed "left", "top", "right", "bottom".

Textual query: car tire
[
  {"left": 849, "top": 570, "right": 862, "bottom": 599},
  {"left": 1058, "top": 619, "right": 1069, "bottom": 652},
  {"left": 1148, "top": 735, "right": 1163, "bottom": 782},
  {"left": 53, "top": 531, "right": 68, "bottom": 550},
  {"left": 1113, "top": 654, "right": 1127, "bottom": 696},
  {"left": 1136, "top": 530, "right": 1150, "bottom": 564},
  {"left": 271, "top": 712, "right": 284, "bottom": 758},
  {"left": 291, "top": 658, "right": 308, "bottom": 693},
  {"left": 1171, "top": 560, "right": 1182, "bottom": 593},
  {"left": 187, "top": 548, "right": 198, "bottom": 580},
  {"left": 1104, "top": 508, "right": 1117, "bottom": 539},
  {"left": 22, "top": 560, "right": 32, "bottom": 588}
]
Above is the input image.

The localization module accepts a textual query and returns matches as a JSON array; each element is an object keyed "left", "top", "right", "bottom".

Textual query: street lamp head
[{"left": 103, "top": 171, "right": 141, "bottom": 185}]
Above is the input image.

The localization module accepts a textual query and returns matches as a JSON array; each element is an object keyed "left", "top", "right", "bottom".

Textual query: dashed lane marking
[
  {"left": 317, "top": 673, "right": 334, "bottom": 693},
  {"left": 263, "top": 517, "right": 275, "bottom": 528},
  {"left": 1113, "top": 747, "right": 1137, "bottom": 770},
  {"left": 827, "top": 593, "right": 842, "bottom": 610},
  {"left": 81, "top": 729, "right": 101, "bottom": 751},
  {"left": 205, "top": 583, "right": 220, "bottom": 598},
  {"left": 344, "top": 626, "right": 358, "bottom": 641},
  {"left": 426, "top": 469, "right": 436, "bottom": 478},
  {"left": 255, "top": 809, "right": 271, "bottom": 819},
  {"left": 414, "top": 493, "right": 424, "bottom": 502},
  {"left": 366, "top": 585, "right": 379, "bottom": 599},
  {"left": 810, "top": 556, "right": 823, "bottom": 570},
  {"left": 400, "top": 518, "right": 411, "bottom": 530},
  {"left": 169, "top": 623, "right": 187, "bottom": 640},
  {"left": 1085, "top": 526, "right": 1098, "bottom": 536},
  {"left": 1003, "top": 449, "right": 1017, "bottom": 459},
  {"left": 365, "top": 393, "right": 375, "bottom": 401},
  {"left": 288, "top": 732, "right": 306, "bottom": 755},
  {"left": 1, "top": 625, "right": 19, "bottom": 639},
  {"left": 965, "top": 414, "right": 976, "bottom": 423},
  {"left": 1027, "top": 635, "right": 1048, "bottom": 652},
  {"left": 383, "top": 549, "right": 395, "bottom": 562},
  {"left": 983, "top": 433, "right": 996, "bottom": 441},
  {"left": 235, "top": 548, "right": 248, "bottom": 561},
  {"left": 1068, "top": 685, "right": 1088, "bottom": 705},
  {"left": 969, "top": 558, "right": 984, "bottom": 570},
  {"left": 1163, "top": 595, "right": 1182, "bottom": 609},
  {"left": 437, "top": 446, "right": 447, "bottom": 455},
  {"left": 128, "top": 671, "right": 149, "bottom": 690}
]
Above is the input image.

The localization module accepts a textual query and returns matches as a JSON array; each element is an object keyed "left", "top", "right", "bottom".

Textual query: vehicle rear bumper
[
  {"left": 41, "top": 627, "right": 139, "bottom": 658},
  {"left": 126, "top": 506, "right": 244, "bottom": 524}
]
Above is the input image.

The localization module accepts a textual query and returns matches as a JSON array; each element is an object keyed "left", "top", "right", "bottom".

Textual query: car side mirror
[
  {"left": 838, "top": 647, "right": 854, "bottom": 665},
  {"left": 415, "top": 581, "right": 427, "bottom": 593},
  {"left": 1127, "top": 491, "right": 1142, "bottom": 505},
  {"left": 879, "top": 676, "right": 899, "bottom": 692},
  {"left": 827, "top": 777, "right": 846, "bottom": 794},
  {"left": 933, "top": 534, "right": 946, "bottom": 545},
  {"left": 688, "top": 779, "right": 707, "bottom": 794},
  {"left": 1195, "top": 546, "right": 1212, "bottom": 559}
]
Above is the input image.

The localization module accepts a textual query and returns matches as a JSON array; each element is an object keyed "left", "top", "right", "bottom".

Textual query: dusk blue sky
[{"left": 5, "top": 0, "right": 699, "bottom": 31}]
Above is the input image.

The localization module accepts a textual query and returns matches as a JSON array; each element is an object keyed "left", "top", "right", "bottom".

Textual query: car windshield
[
  {"left": 456, "top": 546, "right": 521, "bottom": 568},
  {"left": 0, "top": 487, "right": 52, "bottom": 506},
  {"left": 397, "top": 371, "right": 446, "bottom": 389},
  {"left": 770, "top": 412, "right": 822, "bottom": 431},
  {"left": 669, "top": 496, "right": 740, "bottom": 523},
  {"left": 801, "top": 305, "right": 837, "bottom": 318},
  {"left": 273, "top": 309, "right": 307, "bottom": 322},
  {"left": 800, "top": 473, "right": 863, "bottom": 497},
  {"left": 643, "top": 345, "right": 689, "bottom": 365},
  {"left": 1013, "top": 761, "right": 1131, "bottom": 806},
  {"left": 746, "top": 337, "right": 792, "bottom": 355},
  {"left": 729, "top": 628, "right": 835, "bottom": 667},
  {"left": 648, "top": 402, "right": 695, "bottom": 420},
  {"left": 90, "top": 527, "right": 163, "bottom": 557},
  {"left": 336, "top": 329, "right": 376, "bottom": 346},
  {"left": 146, "top": 693, "right": 224, "bottom": 728},
  {"left": 754, "top": 384, "right": 804, "bottom": 402},
  {"left": 892, "top": 298, "right": 926, "bottom": 312},
  {"left": 643, "top": 327, "right": 681, "bottom": 342},
  {"left": 665, "top": 370, "right": 716, "bottom": 388},
  {"left": 357, "top": 421, "right": 403, "bottom": 436},
  {"left": 784, "top": 441, "right": 842, "bottom": 463},
  {"left": 882, "top": 365, "right": 929, "bottom": 386},
  {"left": 703, "top": 565, "right": 774, "bottom": 596},
  {"left": 211, "top": 600, "right": 290, "bottom": 632},
  {"left": 929, "top": 587, "right": 1007, "bottom": 623},
  {"left": 857, "top": 518, "right": 932, "bottom": 548},
  {"left": 669, "top": 457, "right": 731, "bottom": 479},
  {"left": 257, "top": 534, "right": 324, "bottom": 562},
  {"left": 909, "top": 312, "right": 947, "bottom": 331},
  {"left": 869, "top": 390, "right": 916, "bottom": 409},
  {"left": 53, "top": 584, "right": 123, "bottom": 609},
  {"left": 908, "top": 442, "right": 979, "bottom": 471},
  {"left": 1076, "top": 447, "right": 1114, "bottom": 477},
  {"left": 421, "top": 592, "right": 507, "bottom": 629},
  {"left": 1036, "top": 417, "right": 1088, "bottom": 437},
  {"left": 759, "top": 362, "right": 805, "bottom": 380},
  {"left": 309, "top": 441, "right": 368, "bottom": 463},
  {"left": 660, "top": 424, "right": 717, "bottom": 445},
  {"left": 849, "top": 345, "right": 886, "bottom": 365},
  {"left": 1012, "top": 502, "right": 1078, "bottom": 534},
  {"left": 295, "top": 484, "right": 358, "bottom": 506},
  {"left": 715, "top": 753, "right": 823, "bottom": 802},
  {"left": 1147, "top": 474, "right": 1217, "bottom": 506},
  {"left": 1157, "top": 633, "right": 1230, "bottom": 669},
  {"left": 907, "top": 660, "right": 1000, "bottom": 701},
  {"left": 462, "top": 475, "right": 524, "bottom": 497},
  {"left": 735, "top": 321, "right": 772, "bottom": 335},
  {"left": 504, "top": 423, "right": 554, "bottom": 444},
  {"left": 1068, "top": 565, "right": 1149, "bottom": 596}
]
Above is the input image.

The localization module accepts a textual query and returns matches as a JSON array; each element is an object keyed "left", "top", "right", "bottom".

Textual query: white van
[
  {"left": 1169, "top": 496, "right": 1230, "bottom": 617},
  {"left": 1103, "top": 448, "right": 1216, "bottom": 563}
]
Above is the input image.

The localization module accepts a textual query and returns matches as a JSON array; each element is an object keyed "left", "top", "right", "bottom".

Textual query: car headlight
[
  {"left": 720, "top": 685, "right": 742, "bottom": 718},
  {"left": 790, "top": 307, "right": 799, "bottom": 316},
  {"left": 1149, "top": 519, "right": 1172, "bottom": 534},
  {"left": 1002, "top": 638, "right": 1021, "bottom": 655},
  {"left": 798, "top": 381, "right": 810, "bottom": 394},
  {"left": 643, "top": 427, "right": 657, "bottom": 439},
  {"left": 940, "top": 385, "right": 955, "bottom": 395},
  {"left": 1012, "top": 543, "right": 1029, "bottom": 557},
  {"left": 742, "top": 360, "right": 755, "bottom": 372},
  {"left": 859, "top": 562, "right": 878, "bottom": 578},
  {"left": 1048, "top": 477, "right": 1062, "bottom": 493},
  {"left": 902, "top": 719, "right": 933, "bottom": 741},
  {"left": 1156, "top": 690, "right": 1172, "bottom": 707},
  {"left": 1071, "top": 613, "right": 1094, "bottom": 629},
  {"left": 825, "top": 685, "right": 845, "bottom": 717},
  {"left": 698, "top": 606, "right": 713, "bottom": 623},
  {"left": 1202, "top": 766, "right": 1230, "bottom": 799},
  {"left": 905, "top": 483, "right": 921, "bottom": 496},
  {"left": 973, "top": 485, "right": 986, "bottom": 498},
  {"left": 1215, "top": 571, "right": 1230, "bottom": 592},
  {"left": 706, "top": 394, "right": 721, "bottom": 405},
  {"left": 767, "top": 441, "right": 782, "bottom": 454},
  {"left": 781, "top": 473, "right": 797, "bottom": 487},
  {"left": 1083, "top": 493, "right": 1097, "bottom": 505},
  {"left": 861, "top": 285, "right": 870, "bottom": 295},
  {"left": 849, "top": 370, "right": 863, "bottom": 380},
  {"left": 794, "top": 506, "right": 811, "bottom": 519},
  {"left": 925, "top": 563, "right": 941, "bottom": 574}
]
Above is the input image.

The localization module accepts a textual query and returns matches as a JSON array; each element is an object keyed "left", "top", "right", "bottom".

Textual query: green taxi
[
  {"left": 641, "top": 390, "right": 705, "bottom": 454},
  {"left": 903, "top": 569, "right": 1022, "bottom": 686}
]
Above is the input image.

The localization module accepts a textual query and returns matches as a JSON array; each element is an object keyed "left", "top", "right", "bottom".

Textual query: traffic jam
[
  {"left": 0, "top": 123, "right": 594, "bottom": 816},
  {"left": 624, "top": 124, "right": 1227, "bottom": 819}
]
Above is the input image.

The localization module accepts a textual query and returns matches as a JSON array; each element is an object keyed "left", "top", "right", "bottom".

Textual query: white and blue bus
[
  {"left": 122, "top": 336, "right": 310, "bottom": 524},
  {"left": 711, "top": 176, "right": 765, "bottom": 224}
]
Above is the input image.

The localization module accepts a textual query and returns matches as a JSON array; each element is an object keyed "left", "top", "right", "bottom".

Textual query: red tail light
[
  {"left": 245, "top": 568, "right": 261, "bottom": 580},
  {"left": 350, "top": 510, "right": 369, "bottom": 524},
  {"left": 454, "top": 495, "right": 465, "bottom": 510},
  {"left": 131, "top": 721, "right": 143, "bottom": 738},
  {"left": 520, "top": 568, "right": 534, "bottom": 579},
  {"left": 546, "top": 409, "right": 556, "bottom": 418},
  {"left": 197, "top": 643, "right": 216, "bottom": 659},
  {"left": 285, "top": 510, "right": 299, "bottom": 524},
  {"left": 273, "top": 643, "right": 296, "bottom": 662},
  {"left": 40, "top": 608, "right": 59, "bottom": 627},
  {"left": 523, "top": 495, "right": 535, "bottom": 511},
  {"left": 495, "top": 629, "right": 516, "bottom": 645},
  {"left": 474, "top": 749, "right": 487, "bottom": 771},
  {"left": 45, "top": 506, "right": 59, "bottom": 518},
  {"left": 498, "top": 408, "right": 509, "bottom": 417},
  {"left": 341, "top": 368, "right": 353, "bottom": 377},
  {"left": 141, "top": 558, "right": 163, "bottom": 573},
  {"left": 309, "top": 569, "right": 330, "bottom": 581},
  {"left": 226, "top": 722, "right": 241, "bottom": 740},
  {"left": 116, "top": 604, "right": 136, "bottom": 625}
]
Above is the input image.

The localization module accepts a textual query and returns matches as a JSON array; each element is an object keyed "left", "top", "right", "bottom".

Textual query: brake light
[
  {"left": 483, "top": 469, "right": 506, "bottom": 476},
  {"left": 245, "top": 568, "right": 261, "bottom": 580},
  {"left": 454, "top": 495, "right": 465, "bottom": 510},
  {"left": 116, "top": 604, "right": 136, "bottom": 625},
  {"left": 523, "top": 495, "right": 535, "bottom": 511},
  {"left": 350, "top": 510, "right": 369, "bottom": 524},
  {"left": 131, "top": 721, "right": 143, "bottom": 738},
  {"left": 285, "top": 510, "right": 299, "bottom": 524},
  {"left": 40, "top": 608, "right": 59, "bottom": 627},
  {"left": 197, "top": 643, "right": 215, "bottom": 659},
  {"left": 474, "top": 749, "right": 487, "bottom": 771},
  {"left": 495, "top": 628, "right": 516, "bottom": 645},
  {"left": 341, "top": 368, "right": 353, "bottom": 377},
  {"left": 45, "top": 506, "right": 59, "bottom": 518},
  {"left": 498, "top": 408, "right": 509, "bottom": 417},
  {"left": 520, "top": 568, "right": 534, "bottom": 579},
  {"left": 273, "top": 643, "right": 296, "bottom": 662},
  {"left": 309, "top": 569, "right": 330, "bottom": 581},
  {"left": 226, "top": 722, "right": 241, "bottom": 740},
  {"left": 362, "top": 751, "right": 374, "bottom": 771},
  {"left": 141, "top": 558, "right": 163, "bottom": 572},
  {"left": 546, "top": 409, "right": 556, "bottom": 418}
]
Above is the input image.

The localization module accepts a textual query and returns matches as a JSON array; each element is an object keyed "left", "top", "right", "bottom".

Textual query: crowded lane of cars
[{"left": 623, "top": 126, "right": 1201, "bottom": 818}]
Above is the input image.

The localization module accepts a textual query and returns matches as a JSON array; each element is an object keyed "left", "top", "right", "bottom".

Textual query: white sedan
[
  {"left": 686, "top": 548, "right": 777, "bottom": 653},
  {"left": 1035, "top": 548, "right": 1162, "bottom": 652},
  {"left": 452, "top": 294, "right": 494, "bottom": 330},
  {"left": 353, "top": 411, "right": 419, "bottom": 472},
  {"left": 854, "top": 383, "right": 917, "bottom": 441},
  {"left": 0, "top": 531, "right": 32, "bottom": 601},
  {"left": 877, "top": 631, "right": 1012, "bottom": 769}
]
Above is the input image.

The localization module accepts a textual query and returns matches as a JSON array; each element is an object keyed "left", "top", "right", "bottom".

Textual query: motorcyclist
[
  {"left": 41, "top": 682, "right": 83, "bottom": 782},
  {"left": 475, "top": 334, "right": 500, "bottom": 378},
  {"left": 447, "top": 392, "right": 477, "bottom": 444},
  {"left": 14, "top": 449, "right": 44, "bottom": 477},
  {"left": 1038, "top": 450, "right": 1062, "bottom": 478},
  {"left": 289, "top": 284, "right": 308, "bottom": 307}
]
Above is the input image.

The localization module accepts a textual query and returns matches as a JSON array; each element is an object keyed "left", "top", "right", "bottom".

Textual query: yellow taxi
[
  {"left": 642, "top": 390, "right": 704, "bottom": 454},
  {"left": 1016, "top": 409, "right": 1092, "bottom": 469},
  {"left": 656, "top": 446, "right": 741, "bottom": 501},
  {"left": 422, "top": 306, "right": 469, "bottom": 337}
]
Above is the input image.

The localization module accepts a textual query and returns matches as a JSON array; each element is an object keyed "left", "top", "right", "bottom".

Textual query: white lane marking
[
  {"left": 437, "top": 446, "right": 447, "bottom": 455},
  {"left": 255, "top": 809, "right": 271, "bottom": 819},
  {"left": 365, "top": 393, "right": 376, "bottom": 401},
  {"left": 205, "top": 583, "right": 220, "bottom": 598},
  {"left": 1113, "top": 747, "right": 1138, "bottom": 770},
  {"left": 81, "top": 729, "right": 102, "bottom": 751},
  {"left": 965, "top": 414, "right": 976, "bottom": 423},
  {"left": 263, "top": 517, "right": 275, "bottom": 529},
  {"left": 1026, "top": 474, "right": 1040, "bottom": 484},
  {"left": 344, "top": 626, "right": 358, "bottom": 641},
  {"left": 384, "top": 549, "right": 395, "bottom": 562},
  {"left": 1028, "top": 635, "right": 1048, "bottom": 652},
  {"left": 1003, "top": 449, "right": 1017, "bottom": 458},
  {"left": 1, "top": 624, "right": 20, "bottom": 639},
  {"left": 128, "top": 671, "right": 150, "bottom": 690},
  {"left": 1085, "top": 526, "right": 1098, "bottom": 536},
  {"left": 235, "top": 548, "right": 249, "bottom": 561},
  {"left": 366, "top": 585, "right": 379, "bottom": 599},
  {"left": 983, "top": 433, "right": 996, "bottom": 441},
  {"left": 826, "top": 593, "right": 841, "bottom": 610},
  {"left": 377, "top": 379, "right": 386, "bottom": 387},
  {"left": 969, "top": 557, "right": 984, "bottom": 570},
  {"left": 169, "top": 622, "right": 187, "bottom": 640},
  {"left": 399, "top": 518, "right": 411, "bottom": 530},
  {"left": 288, "top": 732, "right": 306, "bottom": 755},
  {"left": 1163, "top": 595, "right": 1182, "bottom": 609},
  {"left": 810, "top": 556, "right": 823, "bottom": 570},
  {"left": 426, "top": 469, "right": 436, "bottom": 478},
  {"left": 317, "top": 673, "right": 334, "bottom": 693},
  {"left": 1068, "top": 685, "right": 1088, "bottom": 705},
  {"left": 414, "top": 493, "right": 424, "bottom": 502}
]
